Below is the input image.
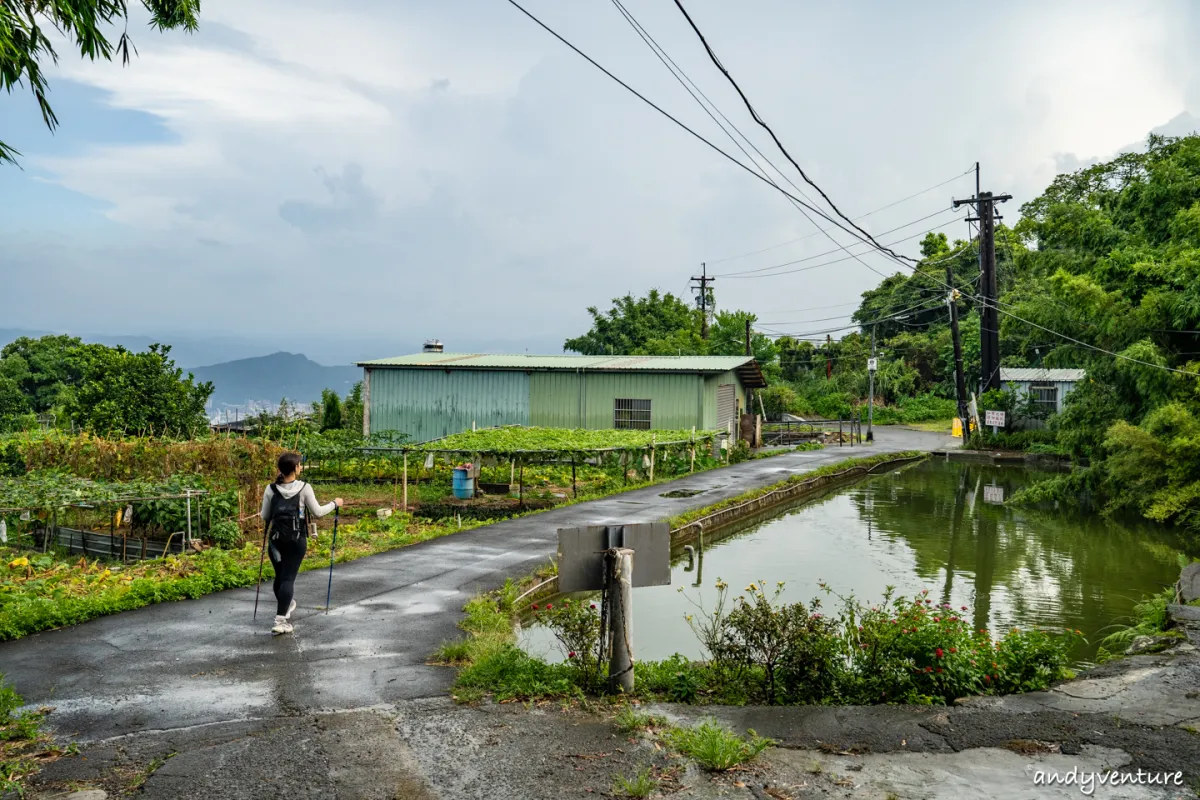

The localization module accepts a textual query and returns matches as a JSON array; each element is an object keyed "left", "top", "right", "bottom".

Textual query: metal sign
[
  {"left": 556, "top": 523, "right": 671, "bottom": 592},
  {"left": 983, "top": 485, "right": 1005, "bottom": 504},
  {"left": 867, "top": 358, "right": 878, "bottom": 372},
  {"left": 984, "top": 410, "right": 1006, "bottom": 428}
]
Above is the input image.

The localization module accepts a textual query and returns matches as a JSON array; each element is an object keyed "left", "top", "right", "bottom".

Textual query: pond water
[{"left": 520, "top": 458, "right": 1196, "bottom": 664}]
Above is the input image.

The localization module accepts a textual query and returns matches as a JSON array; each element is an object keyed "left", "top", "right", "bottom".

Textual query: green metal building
[{"left": 355, "top": 353, "right": 767, "bottom": 443}]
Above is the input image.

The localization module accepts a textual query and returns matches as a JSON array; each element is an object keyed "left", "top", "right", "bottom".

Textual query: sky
[{"left": 2, "top": 0, "right": 1199, "bottom": 367}]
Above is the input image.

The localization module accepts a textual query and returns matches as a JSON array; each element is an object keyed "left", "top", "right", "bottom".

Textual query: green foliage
[
  {"left": 613, "top": 706, "right": 669, "bottom": 734},
  {"left": 564, "top": 290, "right": 703, "bottom": 355},
  {"left": 664, "top": 718, "right": 772, "bottom": 771},
  {"left": 320, "top": 389, "right": 344, "bottom": 431},
  {"left": 727, "top": 439, "right": 752, "bottom": 464},
  {"left": 1, "top": 672, "right": 63, "bottom": 795},
  {"left": 530, "top": 597, "right": 602, "bottom": 688},
  {"left": 612, "top": 767, "right": 657, "bottom": 798},
  {"left": 1, "top": 0, "right": 201, "bottom": 165},
  {"left": 424, "top": 427, "right": 715, "bottom": 455},
  {"left": 206, "top": 520, "right": 242, "bottom": 549},
  {"left": 453, "top": 644, "right": 581, "bottom": 702},
  {"left": 0, "top": 337, "right": 212, "bottom": 435}
]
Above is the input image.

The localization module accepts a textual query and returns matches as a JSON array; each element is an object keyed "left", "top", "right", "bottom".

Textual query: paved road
[{"left": 1, "top": 427, "right": 952, "bottom": 745}]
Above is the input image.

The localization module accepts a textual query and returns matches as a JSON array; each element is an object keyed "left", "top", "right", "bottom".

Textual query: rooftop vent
[{"left": 423, "top": 339, "right": 444, "bottom": 353}]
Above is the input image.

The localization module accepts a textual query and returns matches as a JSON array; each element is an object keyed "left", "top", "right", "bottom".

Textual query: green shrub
[
  {"left": 454, "top": 644, "right": 580, "bottom": 701},
  {"left": 612, "top": 767, "right": 657, "bottom": 798},
  {"left": 728, "top": 439, "right": 752, "bottom": 464},
  {"left": 207, "top": 520, "right": 242, "bottom": 549},
  {"left": 613, "top": 706, "right": 668, "bottom": 734},
  {"left": 531, "top": 597, "right": 602, "bottom": 689}
]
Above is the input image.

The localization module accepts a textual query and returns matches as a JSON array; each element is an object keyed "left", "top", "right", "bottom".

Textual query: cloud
[{"left": 1, "top": 0, "right": 1198, "bottom": 355}]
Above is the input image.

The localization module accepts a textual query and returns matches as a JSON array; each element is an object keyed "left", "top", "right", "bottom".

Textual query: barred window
[
  {"left": 614, "top": 399, "right": 652, "bottom": 430},
  {"left": 1030, "top": 384, "right": 1057, "bottom": 412}
]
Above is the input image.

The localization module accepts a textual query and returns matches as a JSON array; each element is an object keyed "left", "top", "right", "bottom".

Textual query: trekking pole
[
  {"left": 325, "top": 506, "right": 340, "bottom": 614},
  {"left": 253, "top": 525, "right": 268, "bottom": 620}
]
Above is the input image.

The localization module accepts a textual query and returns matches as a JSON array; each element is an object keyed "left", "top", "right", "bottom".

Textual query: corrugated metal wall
[
  {"left": 702, "top": 371, "right": 745, "bottom": 430},
  {"left": 367, "top": 368, "right": 530, "bottom": 442},
  {"left": 529, "top": 371, "right": 707, "bottom": 430}
]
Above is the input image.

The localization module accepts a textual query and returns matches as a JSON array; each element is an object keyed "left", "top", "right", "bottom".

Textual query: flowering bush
[
  {"left": 531, "top": 598, "right": 602, "bottom": 687},
  {"left": 677, "top": 580, "right": 1082, "bottom": 706}
]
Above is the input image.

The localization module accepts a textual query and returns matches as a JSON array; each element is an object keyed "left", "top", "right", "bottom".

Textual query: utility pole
[
  {"left": 866, "top": 326, "right": 876, "bottom": 442},
  {"left": 690, "top": 263, "right": 714, "bottom": 340},
  {"left": 946, "top": 266, "right": 969, "bottom": 427},
  {"left": 825, "top": 334, "right": 833, "bottom": 380},
  {"left": 744, "top": 318, "right": 752, "bottom": 356},
  {"left": 953, "top": 184, "right": 1011, "bottom": 393}
]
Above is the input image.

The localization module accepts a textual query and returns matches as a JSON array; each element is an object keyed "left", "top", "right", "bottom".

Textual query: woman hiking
[{"left": 260, "top": 452, "right": 342, "bottom": 635}]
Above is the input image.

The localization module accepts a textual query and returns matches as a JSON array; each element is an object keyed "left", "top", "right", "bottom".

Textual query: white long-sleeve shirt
[{"left": 260, "top": 480, "right": 336, "bottom": 522}]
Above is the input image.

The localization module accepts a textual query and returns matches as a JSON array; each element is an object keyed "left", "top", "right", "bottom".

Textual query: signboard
[
  {"left": 867, "top": 358, "right": 878, "bottom": 372},
  {"left": 984, "top": 410, "right": 1006, "bottom": 428},
  {"left": 556, "top": 523, "right": 671, "bottom": 592},
  {"left": 983, "top": 485, "right": 1005, "bottom": 504}
]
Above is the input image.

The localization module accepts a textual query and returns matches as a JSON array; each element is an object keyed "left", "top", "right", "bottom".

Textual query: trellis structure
[
  {"left": 0, "top": 474, "right": 207, "bottom": 558},
  {"left": 356, "top": 426, "right": 723, "bottom": 508}
]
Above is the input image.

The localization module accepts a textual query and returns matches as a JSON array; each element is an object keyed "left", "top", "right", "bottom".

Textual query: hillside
[{"left": 191, "top": 352, "right": 361, "bottom": 413}]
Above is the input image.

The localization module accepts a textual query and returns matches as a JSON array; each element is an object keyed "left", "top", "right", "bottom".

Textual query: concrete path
[{"left": 1, "top": 427, "right": 951, "bottom": 746}]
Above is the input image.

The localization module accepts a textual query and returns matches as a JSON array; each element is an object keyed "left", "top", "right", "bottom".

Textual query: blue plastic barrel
[{"left": 452, "top": 468, "right": 474, "bottom": 499}]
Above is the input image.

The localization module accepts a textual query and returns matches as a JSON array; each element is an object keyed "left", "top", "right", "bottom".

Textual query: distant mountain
[{"left": 191, "top": 352, "right": 362, "bottom": 414}]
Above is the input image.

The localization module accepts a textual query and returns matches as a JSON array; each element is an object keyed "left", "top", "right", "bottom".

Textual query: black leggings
[{"left": 269, "top": 534, "right": 307, "bottom": 617}]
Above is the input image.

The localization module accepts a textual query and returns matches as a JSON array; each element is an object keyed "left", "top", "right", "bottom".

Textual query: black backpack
[{"left": 268, "top": 483, "right": 307, "bottom": 543}]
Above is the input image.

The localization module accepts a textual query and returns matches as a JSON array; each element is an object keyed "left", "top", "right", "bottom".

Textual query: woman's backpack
[{"left": 267, "top": 483, "right": 307, "bottom": 543}]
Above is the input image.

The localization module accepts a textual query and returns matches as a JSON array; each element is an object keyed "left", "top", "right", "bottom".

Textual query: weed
[
  {"left": 431, "top": 639, "right": 473, "bottom": 664},
  {"left": 614, "top": 706, "right": 668, "bottom": 734},
  {"left": 126, "top": 752, "right": 176, "bottom": 792},
  {"left": 665, "top": 718, "right": 772, "bottom": 771},
  {"left": 612, "top": 766, "right": 657, "bottom": 798},
  {"left": 806, "top": 759, "right": 823, "bottom": 774}
]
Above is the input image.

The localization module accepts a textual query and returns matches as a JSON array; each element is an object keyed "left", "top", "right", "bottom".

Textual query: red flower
[
  {"left": 590, "top": 603, "right": 597, "bottom": 609},
  {"left": 961, "top": 606, "right": 968, "bottom": 611},
  {"left": 924, "top": 666, "right": 933, "bottom": 673},
  {"left": 984, "top": 675, "right": 991, "bottom": 682},
  {"left": 935, "top": 648, "right": 944, "bottom": 658},
  {"left": 568, "top": 651, "right": 576, "bottom": 658},
  {"left": 936, "top": 668, "right": 943, "bottom": 674},
  {"left": 949, "top": 648, "right": 957, "bottom": 653},
  {"left": 546, "top": 604, "right": 553, "bottom": 610},
  {"left": 933, "top": 617, "right": 941, "bottom": 622},
  {"left": 531, "top": 604, "right": 539, "bottom": 610}
]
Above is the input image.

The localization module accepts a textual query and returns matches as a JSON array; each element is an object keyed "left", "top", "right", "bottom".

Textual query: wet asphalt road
[{"left": 0, "top": 428, "right": 952, "bottom": 745}]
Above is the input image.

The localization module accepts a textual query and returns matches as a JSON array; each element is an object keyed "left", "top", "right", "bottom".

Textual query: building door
[{"left": 717, "top": 384, "right": 736, "bottom": 434}]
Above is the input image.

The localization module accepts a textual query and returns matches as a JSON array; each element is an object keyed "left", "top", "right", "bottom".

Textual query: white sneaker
[
  {"left": 285, "top": 599, "right": 297, "bottom": 619},
  {"left": 271, "top": 615, "right": 294, "bottom": 635}
]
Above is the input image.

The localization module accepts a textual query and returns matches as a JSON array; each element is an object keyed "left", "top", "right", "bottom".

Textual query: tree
[
  {"left": 64, "top": 343, "right": 213, "bottom": 435},
  {"left": 0, "top": 335, "right": 97, "bottom": 412},
  {"left": 564, "top": 290, "right": 702, "bottom": 355},
  {"left": 1, "top": 0, "right": 201, "bottom": 165},
  {"left": 320, "top": 389, "right": 343, "bottom": 431},
  {"left": 708, "top": 310, "right": 778, "bottom": 373},
  {"left": 342, "top": 381, "right": 364, "bottom": 434}
]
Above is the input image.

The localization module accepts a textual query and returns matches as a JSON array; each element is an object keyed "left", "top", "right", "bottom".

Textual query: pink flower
[{"left": 961, "top": 606, "right": 968, "bottom": 611}]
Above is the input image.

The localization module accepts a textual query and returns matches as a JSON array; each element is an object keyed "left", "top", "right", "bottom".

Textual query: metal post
[
  {"left": 402, "top": 453, "right": 408, "bottom": 510},
  {"left": 185, "top": 490, "right": 192, "bottom": 550},
  {"left": 606, "top": 547, "right": 635, "bottom": 694},
  {"left": 649, "top": 435, "right": 656, "bottom": 483}
]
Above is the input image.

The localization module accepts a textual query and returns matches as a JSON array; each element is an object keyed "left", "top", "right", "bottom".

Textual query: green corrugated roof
[{"left": 356, "top": 353, "right": 757, "bottom": 373}]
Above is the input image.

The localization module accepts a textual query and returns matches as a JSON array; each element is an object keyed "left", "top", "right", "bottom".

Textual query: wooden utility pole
[
  {"left": 691, "top": 263, "right": 714, "bottom": 340},
  {"left": 744, "top": 318, "right": 752, "bottom": 356},
  {"left": 825, "top": 334, "right": 833, "bottom": 380},
  {"left": 945, "top": 268, "right": 969, "bottom": 426},
  {"left": 953, "top": 182, "right": 1011, "bottom": 393}
]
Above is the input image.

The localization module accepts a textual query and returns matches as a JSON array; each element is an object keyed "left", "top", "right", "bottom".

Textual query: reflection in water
[{"left": 520, "top": 459, "right": 1196, "bottom": 663}]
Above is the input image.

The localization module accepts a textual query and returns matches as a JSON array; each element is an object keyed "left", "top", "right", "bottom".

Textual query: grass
[
  {"left": 663, "top": 718, "right": 772, "bottom": 771},
  {"left": 1, "top": 673, "right": 75, "bottom": 797},
  {"left": 613, "top": 706, "right": 669, "bottom": 734},
  {"left": 612, "top": 767, "right": 657, "bottom": 798}
]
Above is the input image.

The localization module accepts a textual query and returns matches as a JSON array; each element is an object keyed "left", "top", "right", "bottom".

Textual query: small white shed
[{"left": 1000, "top": 368, "right": 1085, "bottom": 415}]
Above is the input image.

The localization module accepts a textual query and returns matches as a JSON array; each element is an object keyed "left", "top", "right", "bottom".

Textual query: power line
[
  {"left": 671, "top": 0, "right": 916, "bottom": 264},
  {"left": 715, "top": 208, "right": 961, "bottom": 278},
  {"left": 708, "top": 167, "right": 976, "bottom": 265},
  {"left": 503, "top": 0, "right": 909, "bottom": 257}
]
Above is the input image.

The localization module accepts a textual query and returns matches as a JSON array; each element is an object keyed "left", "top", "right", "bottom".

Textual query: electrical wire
[
  {"left": 719, "top": 215, "right": 965, "bottom": 280},
  {"left": 503, "top": 0, "right": 913, "bottom": 259},
  {"left": 708, "top": 167, "right": 975, "bottom": 265},
  {"left": 601, "top": 0, "right": 928, "bottom": 289},
  {"left": 671, "top": 0, "right": 916, "bottom": 264}
]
